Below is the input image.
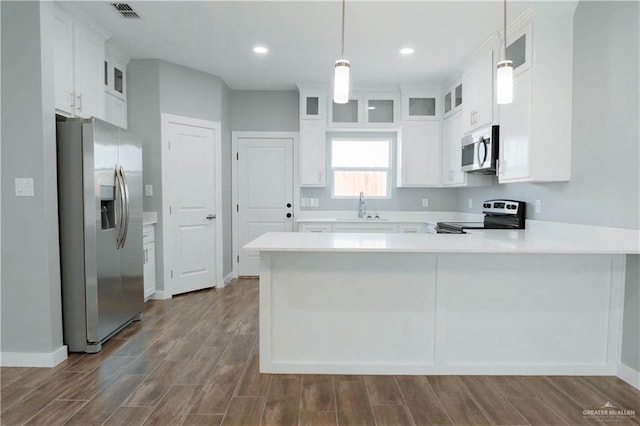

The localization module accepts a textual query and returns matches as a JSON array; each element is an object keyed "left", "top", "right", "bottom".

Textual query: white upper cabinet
[
  {"left": 363, "top": 92, "right": 399, "bottom": 127},
  {"left": 442, "top": 111, "right": 465, "bottom": 186},
  {"left": 53, "top": 3, "right": 109, "bottom": 119},
  {"left": 300, "top": 89, "right": 326, "bottom": 120},
  {"left": 104, "top": 44, "right": 129, "bottom": 128},
  {"left": 461, "top": 49, "right": 494, "bottom": 134},
  {"left": 328, "top": 90, "right": 399, "bottom": 128},
  {"left": 498, "top": 6, "right": 575, "bottom": 183},
  {"left": 401, "top": 89, "right": 439, "bottom": 121},
  {"left": 328, "top": 93, "right": 363, "bottom": 127},
  {"left": 397, "top": 120, "right": 441, "bottom": 187},
  {"left": 299, "top": 120, "right": 326, "bottom": 187},
  {"left": 298, "top": 86, "right": 328, "bottom": 187},
  {"left": 443, "top": 82, "right": 463, "bottom": 118},
  {"left": 53, "top": 8, "right": 75, "bottom": 115}
]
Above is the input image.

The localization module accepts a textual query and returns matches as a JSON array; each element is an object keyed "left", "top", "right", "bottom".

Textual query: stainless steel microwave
[{"left": 461, "top": 125, "right": 499, "bottom": 174}]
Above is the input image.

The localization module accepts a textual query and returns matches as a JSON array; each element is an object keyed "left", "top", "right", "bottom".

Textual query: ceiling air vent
[{"left": 111, "top": 3, "right": 140, "bottom": 18}]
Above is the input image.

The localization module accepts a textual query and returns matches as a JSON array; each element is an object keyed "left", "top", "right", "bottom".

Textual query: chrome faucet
[{"left": 358, "top": 191, "right": 366, "bottom": 218}]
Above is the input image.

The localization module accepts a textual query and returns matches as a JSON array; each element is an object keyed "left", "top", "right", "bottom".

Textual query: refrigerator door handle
[
  {"left": 115, "top": 165, "right": 126, "bottom": 248},
  {"left": 119, "top": 166, "right": 130, "bottom": 248}
]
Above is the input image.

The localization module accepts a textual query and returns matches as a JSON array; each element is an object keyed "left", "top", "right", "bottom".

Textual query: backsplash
[{"left": 299, "top": 187, "right": 457, "bottom": 212}]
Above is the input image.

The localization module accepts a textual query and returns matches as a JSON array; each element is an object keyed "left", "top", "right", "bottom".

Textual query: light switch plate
[
  {"left": 15, "top": 178, "right": 34, "bottom": 197},
  {"left": 310, "top": 198, "right": 319, "bottom": 207},
  {"left": 422, "top": 198, "right": 429, "bottom": 208},
  {"left": 535, "top": 199, "right": 542, "bottom": 213},
  {"left": 468, "top": 198, "right": 473, "bottom": 209},
  {"left": 145, "top": 184, "right": 153, "bottom": 197},
  {"left": 300, "top": 197, "right": 310, "bottom": 207}
]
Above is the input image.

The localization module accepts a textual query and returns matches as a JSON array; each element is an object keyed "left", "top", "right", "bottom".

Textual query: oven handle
[{"left": 477, "top": 138, "right": 488, "bottom": 167}]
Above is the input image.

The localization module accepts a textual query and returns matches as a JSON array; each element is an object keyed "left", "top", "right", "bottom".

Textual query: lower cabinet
[
  {"left": 298, "top": 223, "right": 333, "bottom": 233},
  {"left": 333, "top": 223, "right": 399, "bottom": 233},
  {"left": 143, "top": 225, "right": 156, "bottom": 300},
  {"left": 298, "top": 222, "right": 426, "bottom": 233}
]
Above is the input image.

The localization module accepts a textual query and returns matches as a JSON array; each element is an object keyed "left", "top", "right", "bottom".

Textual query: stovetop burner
[{"left": 436, "top": 200, "right": 526, "bottom": 234}]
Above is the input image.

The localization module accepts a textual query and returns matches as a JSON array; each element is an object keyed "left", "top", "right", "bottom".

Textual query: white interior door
[
  {"left": 167, "top": 121, "right": 217, "bottom": 295},
  {"left": 237, "top": 138, "right": 294, "bottom": 276}
]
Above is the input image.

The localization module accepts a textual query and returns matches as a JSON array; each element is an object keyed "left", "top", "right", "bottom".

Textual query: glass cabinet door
[
  {"left": 409, "top": 97, "right": 436, "bottom": 118},
  {"left": 455, "top": 84, "right": 462, "bottom": 108},
  {"left": 401, "top": 89, "right": 440, "bottom": 121},
  {"left": 367, "top": 99, "right": 394, "bottom": 124},
  {"left": 332, "top": 99, "right": 359, "bottom": 124},
  {"left": 444, "top": 92, "right": 452, "bottom": 114},
  {"left": 299, "top": 89, "right": 327, "bottom": 120}
]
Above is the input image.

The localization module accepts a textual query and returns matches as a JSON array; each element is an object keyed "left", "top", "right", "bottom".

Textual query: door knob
[
  {"left": 206, "top": 214, "right": 216, "bottom": 220},
  {"left": 286, "top": 213, "right": 292, "bottom": 218},
  {"left": 286, "top": 203, "right": 292, "bottom": 208}
]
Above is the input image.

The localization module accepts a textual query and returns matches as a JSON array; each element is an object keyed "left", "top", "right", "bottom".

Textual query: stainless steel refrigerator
[{"left": 57, "top": 117, "right": 143, "bottom": 353}]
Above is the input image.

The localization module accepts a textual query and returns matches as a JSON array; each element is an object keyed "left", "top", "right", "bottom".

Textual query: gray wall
[
  {"left": 230, "top": 90, "right": 299, "bottom": 131},
  {"left": 301, "top": 131, "right": 458, "bottom": 212},
  {"left": 127, "top": 59, "right": 228, "bottom": 292},
  {"left": 456, "top": 1, "right": 640, "bottom": 230},
  {"left": 1, "top": 1, "right": 65, "bottom": 355},
  {"left": 158, "top": 60, "right": 223, "bottom": 121},
  {"left": 622, "top": 255, "right": 640, "bottom": 372},
  {"left": 127, "top": 60, "right": 163, "bottom": 290}
]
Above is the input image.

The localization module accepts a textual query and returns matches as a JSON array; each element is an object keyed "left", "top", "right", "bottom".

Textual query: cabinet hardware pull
[
  {"left": 70, "top": 92, "right": 76, "bottom": 109},
  {"left": 77, "top": 94, "right": 83, "bottom": 112}
]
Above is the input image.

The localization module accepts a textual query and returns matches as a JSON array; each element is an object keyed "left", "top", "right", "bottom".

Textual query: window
[{"left": 331, "top": 138, "right": 391, "bottom": 198}]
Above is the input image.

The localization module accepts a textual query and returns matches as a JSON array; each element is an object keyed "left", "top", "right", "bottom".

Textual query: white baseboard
[
  {"left": 1, "top": 345, "right": 68, "bottom": 367},
  {"left": 222, "top": 272, "right": 235, "bottom": 287},
  {"left": 151, "top": 290, "right": 172, "bottom": 300},
  {"left": 617, "top": 363, "right": 640, "bottom": 390}
]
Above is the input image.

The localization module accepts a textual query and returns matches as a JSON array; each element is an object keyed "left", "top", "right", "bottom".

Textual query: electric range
[{"left": 436, "top": 199, "right": 526, "bottom": 234}]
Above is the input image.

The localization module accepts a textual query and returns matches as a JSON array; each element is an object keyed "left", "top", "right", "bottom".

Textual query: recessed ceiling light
[
  {"left": 400, "top": 47, "right": 415, "bottom": 56},
  {"left": 253, "top": 46, "right": 268, "bottom": 55}
]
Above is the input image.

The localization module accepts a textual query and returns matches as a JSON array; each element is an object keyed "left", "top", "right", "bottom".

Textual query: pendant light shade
[
  {"left": 496, "top": 0, "right": 513, "bottom": 105},
  {"left": 333, "top": 0, "right": 350, "bottom": 104},
  {"left": 334, "top": 60, "right": 350, "bottom": 104},
  {"left": 496, "top": 60, "right": 513, "bottom": 104}
]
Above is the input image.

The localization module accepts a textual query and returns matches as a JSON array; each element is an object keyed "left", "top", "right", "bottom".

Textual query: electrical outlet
[
  {"left": 15, "top": 178, "right": 34, "bottom": 197},
  {"left": 310, "top": 198, "right": 319, "bottom": 207},
  {"left": 535, "top": 199, "right": 542, "bottom": 214},
  {"left": 300, "top": 197, "right": 310, "bottom": 207},
  {"left": 145, "top": 184, "right": 153, "bottom": 197},
  {"left": 422, "top": 198, "right": 429, "bottom": 208},
  {"left": 468, "top": 198, "right": 473, "bottom": 209}
]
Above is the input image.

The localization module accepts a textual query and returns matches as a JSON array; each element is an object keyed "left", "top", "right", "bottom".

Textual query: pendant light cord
[
  {"left": 341, "top": 0, "right": 346, "bottom": 59},
  {"left": 503, "top": 0, "right": 507, "bottom": 58}
]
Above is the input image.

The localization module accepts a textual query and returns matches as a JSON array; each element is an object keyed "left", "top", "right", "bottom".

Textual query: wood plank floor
[{"left": 2, "top": 278, "right": 639, "bottom": 425}]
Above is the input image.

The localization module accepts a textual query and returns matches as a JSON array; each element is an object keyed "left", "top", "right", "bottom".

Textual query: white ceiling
[{"left": 73, "top": 1, "right": 535, "bottom": 90}]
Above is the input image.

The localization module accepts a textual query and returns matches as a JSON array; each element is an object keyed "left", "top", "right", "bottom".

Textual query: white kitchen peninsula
[{"left": 244, "top": 223, "right": 639, "bottom": 376}]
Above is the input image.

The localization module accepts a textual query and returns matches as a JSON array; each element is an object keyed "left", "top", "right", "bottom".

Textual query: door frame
[
  {"left": 232, "top": 131, "right": 299, "bottom": 278},
  {"left": 161, "top": 113, "right": 223, "bottom": 296}
]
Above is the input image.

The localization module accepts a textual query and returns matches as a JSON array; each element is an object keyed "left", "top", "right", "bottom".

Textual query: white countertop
[
  {"left": 143, "top": 211, "right": 158, "bottom": 226},
  {"left": 244, "top": 220, "right": 640, "bottom": 254}
]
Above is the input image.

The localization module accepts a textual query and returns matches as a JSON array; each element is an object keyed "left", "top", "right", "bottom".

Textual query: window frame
[{"left": 329, "top": 137, "right": 394, "bottom": 199}]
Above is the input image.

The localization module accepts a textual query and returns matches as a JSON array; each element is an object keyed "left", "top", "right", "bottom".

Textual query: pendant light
[
  {"left": 496, "top": 0, "right": 513, "bottom": 104},
  {"left": 333, "top": 0, "right": 350, "bottom": 104}
]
